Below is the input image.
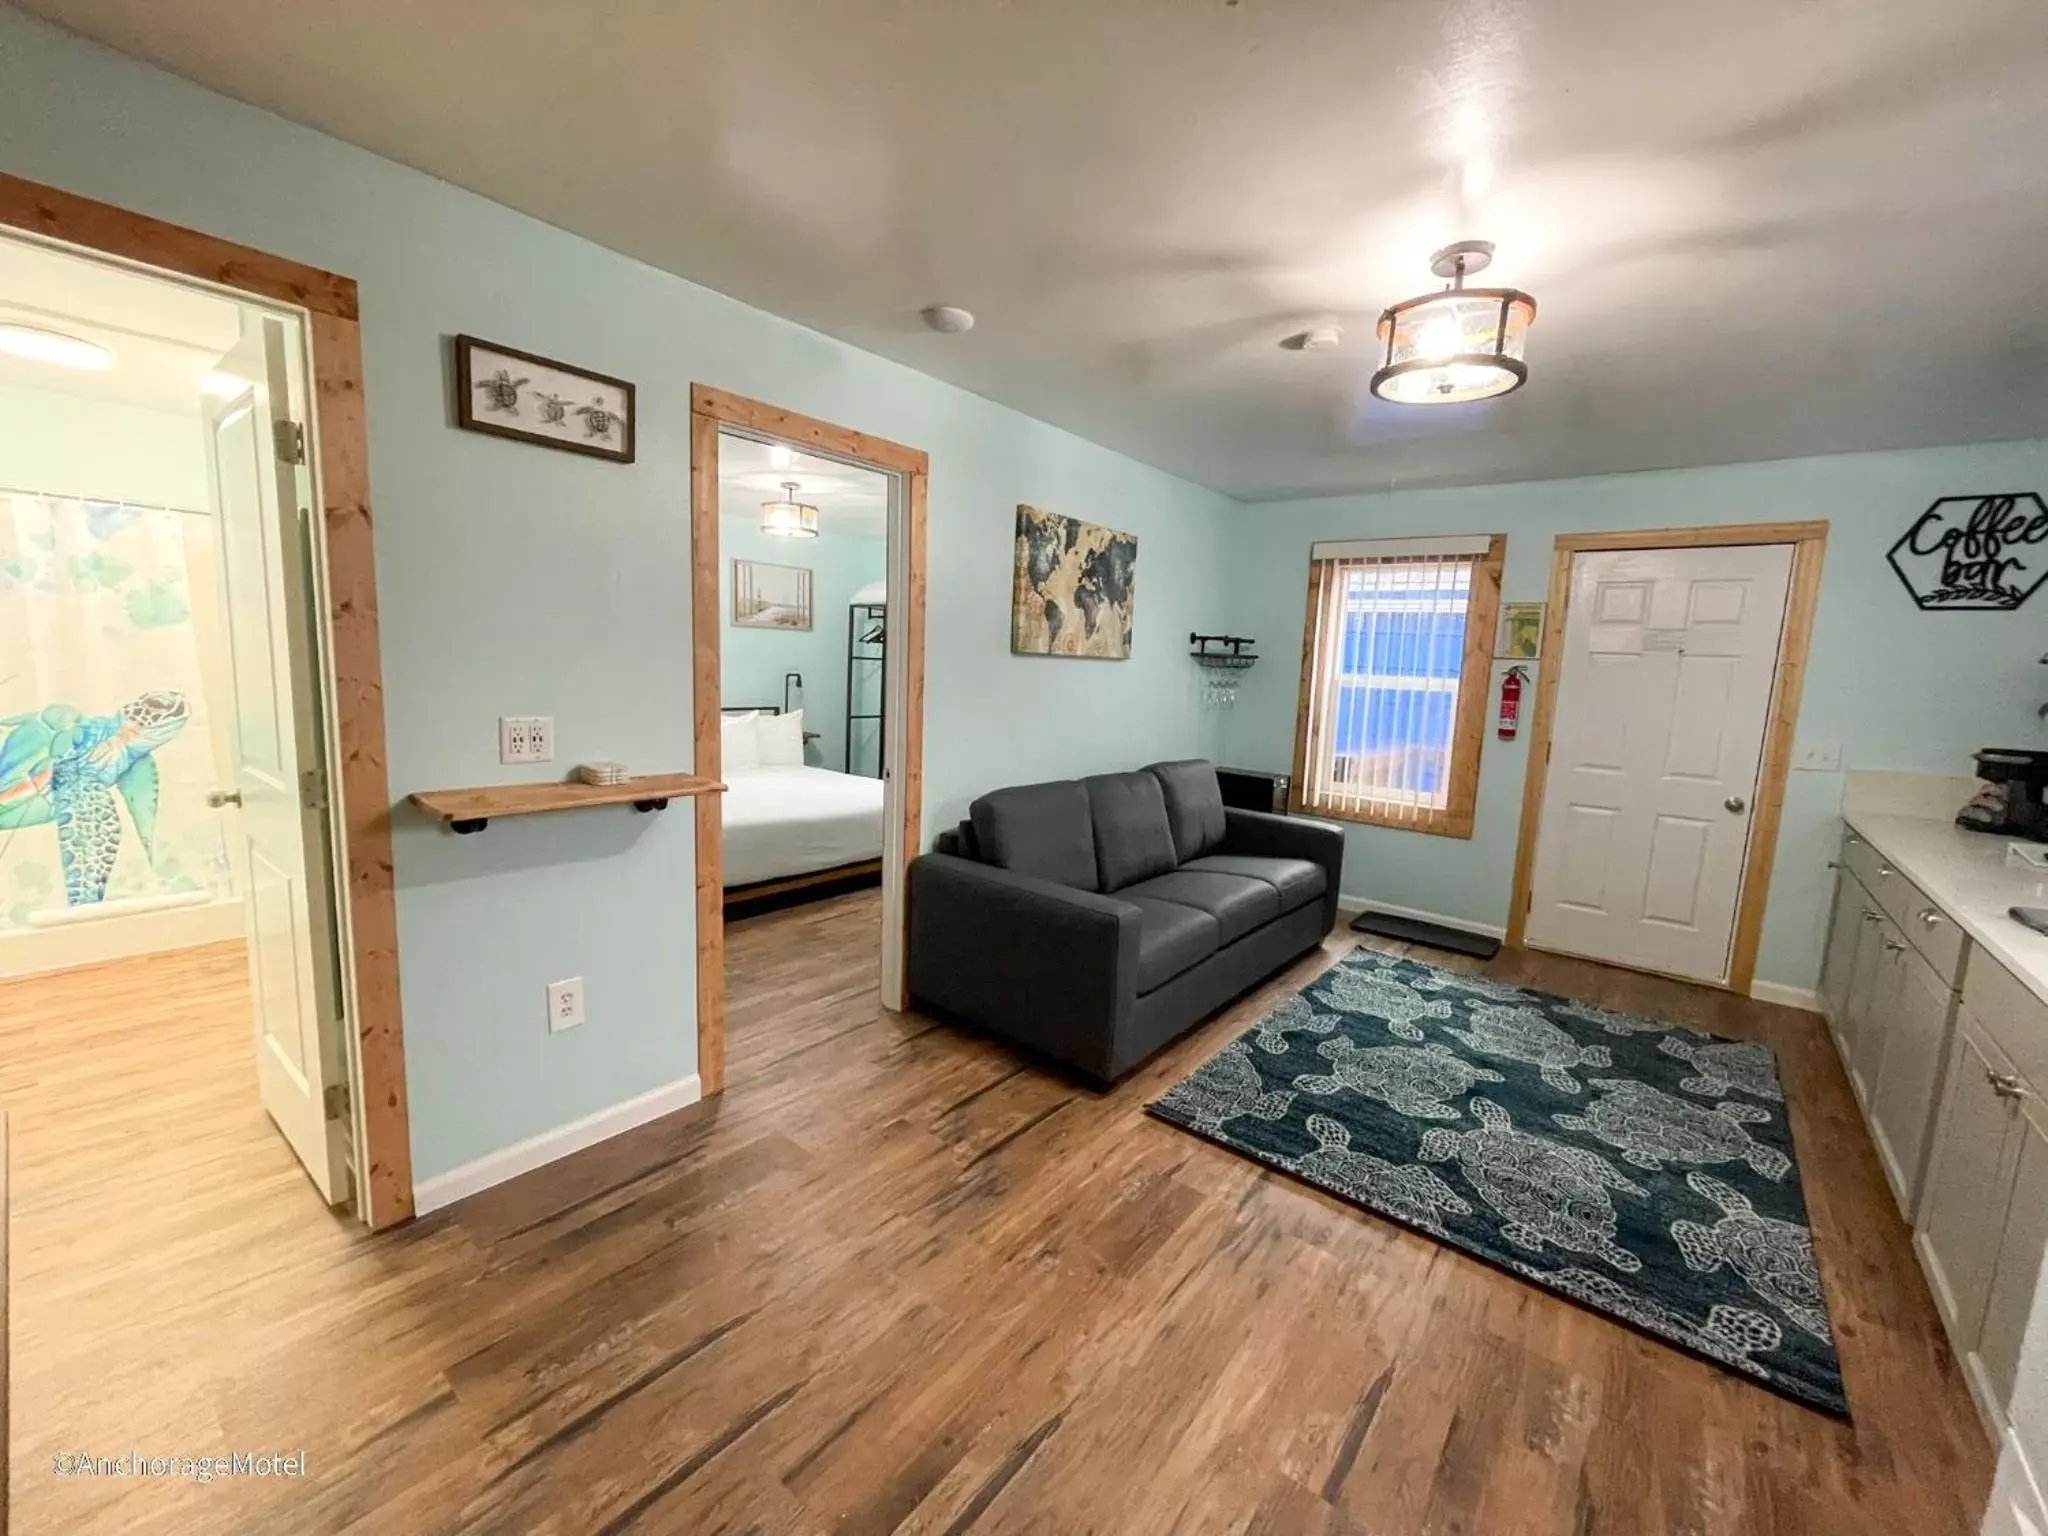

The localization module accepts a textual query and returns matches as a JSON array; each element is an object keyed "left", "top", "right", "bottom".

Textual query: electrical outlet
[
  {"left": 499, "top": 716, "right": 555, "bottom": 764},
  {"left": 546, "top": 977, "right": 585, "bottom": 1032}
]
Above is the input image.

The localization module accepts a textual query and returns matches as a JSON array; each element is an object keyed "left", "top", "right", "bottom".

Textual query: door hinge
[
  {"left": 323, "top": 1081, "right": 350, "bottom": 1122},
  {"left": 301, "top": 768, "right": 329, "bottom": 813},
  {"left": 274, "top": 418, "right": 307, "bottom": 465}
]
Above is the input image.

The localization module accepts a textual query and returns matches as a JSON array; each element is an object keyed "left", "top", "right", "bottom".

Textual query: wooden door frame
[
  {"left": 1505, "top": 520, "right": 1829, "bottom": 995},
  {"left": 689, "top": 386, "right": 928, "bottom": 1094},
  {"left": 0, "top": 173, "right": 414, "bottom": 1228}
]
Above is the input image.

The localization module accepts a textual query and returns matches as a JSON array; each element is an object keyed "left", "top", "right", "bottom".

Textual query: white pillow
[
  {"left": 756, "top": 709, "right": 805, "bottom": 767},
  {"left": 720, "top": 711, "right": 760, "bottom": 771}
]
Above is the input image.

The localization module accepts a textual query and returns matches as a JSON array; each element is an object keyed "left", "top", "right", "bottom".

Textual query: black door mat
[{"left": 1350, "top": 909, "right": 1502, "bottom": 959}]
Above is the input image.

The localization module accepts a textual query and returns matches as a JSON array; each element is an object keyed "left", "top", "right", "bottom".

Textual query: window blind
[{"left": 1298, "top": 545, "right": 1483, "bottom": 831}]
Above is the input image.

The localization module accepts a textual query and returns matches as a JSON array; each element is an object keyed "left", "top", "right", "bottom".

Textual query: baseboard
[
  {"left": 412, "top": 1074, "right": 702, "bottom": 1216},
  {"left": 1749, "top": 979, "right": 1823, "bottom": 1013},
  {"left": 1337, "top": 895, "right": 1506, "bottom": 941}
]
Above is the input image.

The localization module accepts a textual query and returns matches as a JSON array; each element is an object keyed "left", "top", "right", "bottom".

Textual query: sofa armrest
[
  {"left": 907, "top": 853, "right": 1140, "bottom": 1080},
  {"left": 1221, "top": 808, "right": 1346, "bottom": 933}
]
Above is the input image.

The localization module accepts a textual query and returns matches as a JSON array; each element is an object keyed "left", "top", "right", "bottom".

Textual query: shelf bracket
[
  {"left": 450, "top": 817, "right": 490, "bottom": 835},
  {"left": 632, "top": 797, "right": 671, "bottom": 814}
]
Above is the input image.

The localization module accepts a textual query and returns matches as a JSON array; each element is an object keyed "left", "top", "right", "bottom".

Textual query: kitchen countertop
[{"left": 1844, "top": 809, "right": 2048, "bottom": 1007}]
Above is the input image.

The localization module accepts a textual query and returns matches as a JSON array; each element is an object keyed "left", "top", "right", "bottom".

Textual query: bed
[{"left": 721, "top": 704, "right": 884, "bottom": 899}]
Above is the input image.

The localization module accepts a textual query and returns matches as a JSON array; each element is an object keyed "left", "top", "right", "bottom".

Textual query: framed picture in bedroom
[
  {"left": 1010, "top": 505, "right": 1138, "bottom": 659},
  {"left": 732, "top": 559, "right": 814, "bottom": 630},
  {"left": 453, "top": 334, "right": 636, "bottom": 463}
]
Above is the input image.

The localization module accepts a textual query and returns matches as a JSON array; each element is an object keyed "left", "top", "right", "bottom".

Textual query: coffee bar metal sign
[{"left": 1888, "top": 494, "right": 2048, "bottom": 611}]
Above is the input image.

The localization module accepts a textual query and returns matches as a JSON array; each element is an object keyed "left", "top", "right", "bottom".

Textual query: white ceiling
[
  {"left": 26, "top": 0, "right": 2048, "bottom": 498},
  {"left": 718, "top": 433, "right": 889, "bottom": 536},
  {"left": 0, "top": 232, "right": 242, "bottom": 413}
]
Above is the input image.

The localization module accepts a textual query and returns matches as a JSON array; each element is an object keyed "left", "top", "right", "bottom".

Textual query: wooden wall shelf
[{"left": 410, "top": 773, "right": 724, "bottom": 834}]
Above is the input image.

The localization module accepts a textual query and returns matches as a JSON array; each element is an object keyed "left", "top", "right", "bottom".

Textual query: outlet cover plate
[
  {"left": 499, "top": 715, "right": 556, "bottom": 765},
  {"left": 1795, "top": 742, "right": 1842, "bottom": 772},
  {"left": 529, "top": 715, "right": 554, "bottom": 763},
  {"left": 547, "top": 977, "right": 585, "bottom": 1032}
]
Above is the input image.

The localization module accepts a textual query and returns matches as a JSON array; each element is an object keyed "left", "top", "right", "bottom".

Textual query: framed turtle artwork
[{"left": 453, "top": 334, "right": 636, "bottom": 463}]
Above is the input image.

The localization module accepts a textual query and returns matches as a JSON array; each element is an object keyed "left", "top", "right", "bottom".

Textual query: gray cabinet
[
  {"left": 1917, "top": 1013, "right": 2019, "bottom": 1350},
  {"left": 1819, "top": 865, "right": 1866, "bottom": 1048},
  {"left": 1981, "top": 1091, "right": 2048, "bottom": 1409},
  {"left": 1845, "top": 905, "right": 1896, "bottom": 1109},
  {"left": 1869, "top": 939, "right": 1955, "bottom": 1208}
]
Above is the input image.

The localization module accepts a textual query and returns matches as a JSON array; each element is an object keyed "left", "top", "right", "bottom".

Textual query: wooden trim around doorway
[
  {"left": 0, "top": 173, "right": 413, "bottom": 1227},
  {"left": 1505, "top": 520, "right": 1829, "bottom": 996},
  {"left": 689, "top": 386, "right": 929, "bottom": 1096}
]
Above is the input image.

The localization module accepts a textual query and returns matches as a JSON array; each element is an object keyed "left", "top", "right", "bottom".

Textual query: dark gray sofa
[{"left": 908, "top": 759, "right": 1345, "bottom": 1084}]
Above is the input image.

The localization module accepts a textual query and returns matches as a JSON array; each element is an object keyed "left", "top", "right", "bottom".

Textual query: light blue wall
[
  {"left": 719, "top": 519, "right": 885, "bottom": 772},
  {"left": 0, "top": 9, "right": 1238, "bottom": 1179},
  {"left": 1221, "top": 439, "right": 2048, "bottom": 992}
]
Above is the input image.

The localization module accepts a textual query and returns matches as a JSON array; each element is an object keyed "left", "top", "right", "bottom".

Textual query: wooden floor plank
[{"left": 0, "top": 894, "right": 1994, "bottom": 1534}]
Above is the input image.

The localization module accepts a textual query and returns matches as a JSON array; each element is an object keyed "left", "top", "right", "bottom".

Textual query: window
[{"left": 1290, "top": 534, "right": 1504, "bottom": 838}]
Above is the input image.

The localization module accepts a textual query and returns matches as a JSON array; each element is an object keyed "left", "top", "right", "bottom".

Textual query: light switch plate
[
  {"left": 1795, "top": 742, "right": 1842, "bottom": 772},
  {"left": 547, "top": 977, "right": 585, "bottom": 1032}
]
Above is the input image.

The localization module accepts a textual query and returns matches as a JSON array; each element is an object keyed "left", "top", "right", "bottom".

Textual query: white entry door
[
  {"left": 1524, "top": 542, "right": 1793, "bottom": 983},
  {"left": 205, "top": 313, "right": 351, "bottom": 1205}
]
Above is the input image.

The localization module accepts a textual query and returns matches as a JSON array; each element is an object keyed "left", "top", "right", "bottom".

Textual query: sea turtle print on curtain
[{"left": 1148, "top": 950, "right": 1846, "bottom": 1417}]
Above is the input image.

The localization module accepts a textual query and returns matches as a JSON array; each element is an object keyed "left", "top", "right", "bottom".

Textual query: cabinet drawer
[
  {"left": 1843, "top": 826, "right": 1967, "bottom": 986},
  {"left": 1965, "top": 956, "right": 2048, "bottom": 1094}
]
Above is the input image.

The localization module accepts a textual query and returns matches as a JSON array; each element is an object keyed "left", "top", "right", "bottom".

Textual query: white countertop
[{"left": 1844, "top": 809, "right": 2048, "bottom": 1007}]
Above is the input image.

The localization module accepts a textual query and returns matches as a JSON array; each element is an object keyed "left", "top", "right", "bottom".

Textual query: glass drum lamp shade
[
  {"left": 1369, "top": 243, "right": 1536, "bottom": 406},
  {"left": 760, "top": 480, "right": 819, "bottom": 538},
  {"left": 1371, "top": 290, "right": 1535, "bottom": 404}
]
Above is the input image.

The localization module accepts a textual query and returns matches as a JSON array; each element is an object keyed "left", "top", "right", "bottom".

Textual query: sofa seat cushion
[
  {"left": 1123, "top": 897, "right": 1221, "bottom": 993},
  {"left": 1119, "top": 870, "right": 1280, "bottom": 946},
  {"left": 1179, "top": 854, "right": 1326, "bottom": 916}
]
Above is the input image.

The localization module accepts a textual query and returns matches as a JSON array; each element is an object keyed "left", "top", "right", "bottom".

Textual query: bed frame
[{"left": 719, "top": 695, "right": 881, "bottom": 910}]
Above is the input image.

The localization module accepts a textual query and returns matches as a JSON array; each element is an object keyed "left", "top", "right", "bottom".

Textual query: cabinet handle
[
  {"left": 1918, "top": 909, "right": 1944, "bottom": 929},
  {"left": 1883, "top": 939, "right": 1907, "bottom": 954},
  {"left": 1877, "top": 865, "right": 1895, "bottom": 879},
  {"left": 1847, "top": 835, "right": 1863, "bottom": 846},
  {"left": 1861, "top": 910, "right": 1881, "bottom": 924},
  {"left": 1990, "top": 1072, "right": 2033, "bottom": 1101}
]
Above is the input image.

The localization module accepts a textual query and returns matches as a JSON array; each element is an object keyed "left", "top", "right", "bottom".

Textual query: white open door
[
  {"left": 204, "top": 312, "right": 351, "bottom": 1205},
  {"left": 1525, "top": 542, "right": 1793, "bottom": 984}
]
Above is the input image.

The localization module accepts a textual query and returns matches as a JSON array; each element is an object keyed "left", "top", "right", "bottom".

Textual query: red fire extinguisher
[{"left": 1498, "top": 666, "right": 1529, "bottom": 740}]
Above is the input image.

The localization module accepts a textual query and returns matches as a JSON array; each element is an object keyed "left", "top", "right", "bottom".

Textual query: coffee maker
[{"left": 1961, "top": 749, "right": 2048, "bottom": 841}]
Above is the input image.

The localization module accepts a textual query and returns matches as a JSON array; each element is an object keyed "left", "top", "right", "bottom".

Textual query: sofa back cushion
[
  {"left": 1146, "top": 759, "right": 1228, "bottom": 863},
  {"left": 1085, "top": 771, "right": 1179, "bottom": 891},
  {"left": 970, "top": 779, "right": 1098, "bottom": 891}
]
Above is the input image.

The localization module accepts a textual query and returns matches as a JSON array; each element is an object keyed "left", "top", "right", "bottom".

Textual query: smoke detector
[
  {"left": 1280, "top": 324, "right": 1343, "bottom": 352},
  {"left": 921, "top": 304, "right": 976, "bottom": 334}
]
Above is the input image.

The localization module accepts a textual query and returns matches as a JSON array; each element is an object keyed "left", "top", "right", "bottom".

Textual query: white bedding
[{"left": 721, "top": 765, "right": 886, "bottom": 887}]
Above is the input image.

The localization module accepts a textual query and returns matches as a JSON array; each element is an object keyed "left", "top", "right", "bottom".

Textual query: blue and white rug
[{"left": 1148, "top": 950, "right": 1846, "bottom": 1417}]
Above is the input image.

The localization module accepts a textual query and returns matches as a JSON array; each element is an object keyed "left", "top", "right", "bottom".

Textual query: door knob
[
  {"left": 205, "top": 788, "right": 243, "bottom": 808},
  {"left": 1724, "top": 796, "right": 1747, "bottom": 813}
]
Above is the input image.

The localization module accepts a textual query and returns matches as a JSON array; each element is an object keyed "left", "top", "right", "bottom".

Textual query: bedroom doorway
[{"left": 689, "top": 387, "right": 928, "bottom": 1094}]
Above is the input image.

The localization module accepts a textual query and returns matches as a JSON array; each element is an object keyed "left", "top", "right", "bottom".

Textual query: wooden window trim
[{"left": 1287, "top": 534, "right": 1504, "bottom": 842}]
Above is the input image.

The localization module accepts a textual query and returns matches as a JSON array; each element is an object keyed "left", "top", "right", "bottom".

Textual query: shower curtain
[{"left": 0, "top": 489, "right": 232, "bottom": 928}]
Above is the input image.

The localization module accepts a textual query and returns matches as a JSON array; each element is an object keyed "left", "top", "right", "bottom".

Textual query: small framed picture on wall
[
  {"left": 1498, "top": 601, "right": 1544, "bottom": 659},
  {"left": 454, "top": 334, "right": 635, "bottom": 463}
]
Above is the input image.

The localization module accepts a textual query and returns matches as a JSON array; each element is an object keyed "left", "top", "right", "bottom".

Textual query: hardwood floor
[{"left": 2, "top": 900, "right": 1993, "bottom": 1534}]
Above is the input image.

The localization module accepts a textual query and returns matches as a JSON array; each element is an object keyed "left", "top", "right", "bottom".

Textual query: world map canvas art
[{"left": 1011, "top": 506, "right": 1137, "bottom": 659}]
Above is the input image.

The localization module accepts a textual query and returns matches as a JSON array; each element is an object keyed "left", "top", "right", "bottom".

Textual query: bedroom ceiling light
[
  {"left": 760, "top": 480, "right": 820, "bottom": 539},
  {"left": 1369, "top": 241, "right": 1536, "bottom": 406},
  {"left": 0, "top": 323, "right": 114, "bottom": 371}
]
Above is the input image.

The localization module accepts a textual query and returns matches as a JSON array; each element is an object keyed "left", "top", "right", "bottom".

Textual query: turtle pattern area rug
[{"left": 1147, "top": 950, "right": 1846, "bottom": 1417}]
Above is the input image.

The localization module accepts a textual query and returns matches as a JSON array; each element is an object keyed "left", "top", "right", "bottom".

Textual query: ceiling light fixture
[
  {"left": 767, "top": 444, "right": 795, "bottom": 471},
  {"left": 0, "top": 323, "right": 114, "bottom": 371},
  {"left": 1369, "top": 241, "right": 1536, "bottom": 406},
  {"left": 760, "top": 480, "right": 820, "bottom": 539}
]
